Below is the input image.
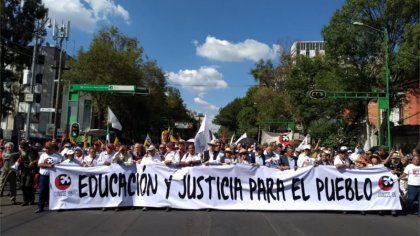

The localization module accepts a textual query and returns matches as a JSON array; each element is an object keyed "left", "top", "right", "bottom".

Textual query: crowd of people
[{"left": 0, "top": 137, "right": 419, "bottom": 216}]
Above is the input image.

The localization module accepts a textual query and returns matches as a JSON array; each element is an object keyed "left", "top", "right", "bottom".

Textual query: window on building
[
  {"left": 37, "top": 55, "right": 45, "bottom": 65},
  {"left": 35, "top": 74, "right": 43, "bottom": 84},
  {"left": 35, "top": 94, "right": 41, "bottom": 103}
]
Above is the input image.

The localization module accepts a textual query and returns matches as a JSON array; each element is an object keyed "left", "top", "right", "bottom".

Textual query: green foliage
[
  {"left": 213, "top": 98, "right": 243, "bottom": 133},
  {"left": 63, "top": 26, "right": 193, "bottom": 141}
]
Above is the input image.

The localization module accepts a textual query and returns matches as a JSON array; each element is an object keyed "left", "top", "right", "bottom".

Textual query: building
[
  {"left": 1, "top": 46, "right": 90, "bottom": 141},
  {"left": 290, "top": 41, "right": 325, "bottom": 58}
]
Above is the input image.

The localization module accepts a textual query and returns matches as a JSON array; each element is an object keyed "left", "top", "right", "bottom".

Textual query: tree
[
  {"left": 0, "top": 0, "right": 47, "bottom": 118},
  {"left": 63, "top": 26, "right": 193, "bottom": 141},
  {"left": 213, "top": 98, "right": 243, "bottom": 133},
  {"left": 322, "top": 0, "right": 419, "bottom": 145}
]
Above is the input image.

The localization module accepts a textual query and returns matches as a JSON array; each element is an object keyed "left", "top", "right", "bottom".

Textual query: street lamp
[{"left": 353, "top": 21, "right": 391, "bottom": 149}]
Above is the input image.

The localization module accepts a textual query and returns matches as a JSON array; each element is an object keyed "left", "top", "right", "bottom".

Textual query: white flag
[
  {"left": 229, "top": 133, "right": 235, "bottom": 145},
  {"left": 296, "top": 135, "right": 309, "bottom": 151},
  {"left": 194, "top": 115, "right": 211, "bottom": 154},
  {"left": 235, "top": 133, "right": 247, "bottom": 145},
  {"left": 107, "top": 107, "right": 122, "bottom": 131}
]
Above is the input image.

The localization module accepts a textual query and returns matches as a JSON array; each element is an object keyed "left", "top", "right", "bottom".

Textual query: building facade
[{"left": 290, "top": 41, "right": 325, "bottom": 58}]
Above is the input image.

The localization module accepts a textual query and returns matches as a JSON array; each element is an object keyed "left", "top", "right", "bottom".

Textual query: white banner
[{"left": 49, "top": 164, "right": 401, "bottom": 211}]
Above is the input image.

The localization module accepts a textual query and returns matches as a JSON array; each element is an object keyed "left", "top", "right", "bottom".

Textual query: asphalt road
[{"left": 1, "top": 191, "right": 419, "bottom": 236}]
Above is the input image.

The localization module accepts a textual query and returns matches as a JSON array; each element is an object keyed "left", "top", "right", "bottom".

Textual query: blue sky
[{"left": 43, "top": 0, "right": 345, "bottom": 130}]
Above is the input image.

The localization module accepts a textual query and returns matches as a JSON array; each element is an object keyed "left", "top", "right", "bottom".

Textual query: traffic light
[
  {"left": 309, "top": 90, "right": 327, "bottom": 99},
  {"left": 71, "top": 123, "right": 80, "bottom": 137}
]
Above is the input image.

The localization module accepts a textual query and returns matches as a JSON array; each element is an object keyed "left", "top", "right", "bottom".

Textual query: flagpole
[{"left": 106, "top": 123, "right": 110, "bottom": 144}]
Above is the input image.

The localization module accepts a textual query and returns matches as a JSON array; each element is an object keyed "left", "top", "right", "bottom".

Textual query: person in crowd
[
  {"left": 298, "top": 144, "right": 315, "bottom": 168},
  {"left": 238, "top": 149, "right": 250, "bottom": 164},
  {"left": 203, "top": 140, "right": 221, "bottom": 165},
  {"left": 0, "top": 142, "right": 19, "bottom": 204},
  {"left": 369, "top": 153, "right": 383, "bottom": 166},
  {"left": 377, "top": 146, "right": 389, "bottom": 161},
  {"left": 140, "top": 145, "right": 161, "bottom": 164},
  {"left": 112, "top": 145, "right": 133, "bottom": 166},
  {"left": 334, "top": 146, "right": 354, "bottom": 169},
  {"left": 221, "top": 148, "right": 237, "bottom": 165},
  {"left": 60, "top": 150, "right": 82, "bottom": 166},
  {"left": 315, "top": 150, "right": 333, "bottom": 166},
  {"left": 265, "top": 146, "right": 280, "bottom": 168},
  {"left": 383, "top": 150, "right": 404, "bottom": 177},
  {"left": 83, "top": 147, "right": 97, "bottom": 167},
  {"left": 74, "top": 147, "right": 85, "bottom": 164},
  {"left": 60, "top": 143, "right": 72, "bottom": 157},
  {"left": 279, "top": 147, "right": 298, "bottom": 171},
  {"left": 158, "top": 143, "right": 166, "bottom": 160},
  {"left": 164, "top": 142, "right": 180, "bottom": 167},
  {"left": 179, "top": 144, "right": 202, "bottom": 167},
  {"left": 130, "top": 143, "right": 144, "bottom": 162},
  {"left": 36, "top": 143, "right": 62, "bottom": 213},
  {"left": 398, "top": 155, "right": 420, "bottom": 216},
  {"left": 177, "top": 139, "right": 187, "bottom": 161},
  {"left": 249, "top": 145, "right": 265, "bottom": 166},
  {"left": 97, "top": 144, "right": 115, "bottom": 166},
  {"left": 19, "top": 140, "right": 39, "bottom": 206}
]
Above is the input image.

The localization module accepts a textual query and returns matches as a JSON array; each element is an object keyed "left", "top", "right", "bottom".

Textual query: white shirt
[
  {"left": 164, "top": 151, "right": 180, "bottom": 167},
  {"left": 141, "top": 153, "right": 161, "bottom": 164},
  {"left": 334, "top": 156, "right": 352, "bottom": 166},
  {"left": 181, "top": 153, "right": 202, "bottom": 164},
  {"left": 255, "top": 154, "right": 264, "bottom": 166},
  {"left": 38, "top": 152, "right": 62, "bottom": 175},
  {"left": 60, "top": 158, "right": 81, "bottom": 166},
  {"left": 224, "top": 157, "right": 238, "bottom": 165},
  {"left": 83, "top": 155, "right": 96, "bottom": 166},
  {"left": 95, "top": 151, "right": 114, "bottom": 166},
  {"left": 404, "top": 164, "right": 420, "bottom": 186},
  {"left": 297, "top": 154, "right": 315, "bottom": 167},
  {"left": 207, "top": 151, "right": 222, "bottom": 164}
]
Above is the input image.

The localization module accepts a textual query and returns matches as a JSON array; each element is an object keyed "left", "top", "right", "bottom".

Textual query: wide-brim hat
[
  {"left": 224, "top": 148, "right": 233, "bottom": 153},
  {"left": 146, "top": 145, "right": 156, "bottom": 151},
  {"left": 239, "top": 148, "right": 248, "bottom": 154},
  {"left": 66, "top": 150, "right": 75, "bottom": 155},
  {"left": 392, "top": 152, "right": 399, "bottom": 158},
  {"left": 208, "top": 139, "right": 218, "bottom": 146}
]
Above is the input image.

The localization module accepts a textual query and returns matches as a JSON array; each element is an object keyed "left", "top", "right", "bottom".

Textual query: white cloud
[
  {"left": 196, "top": 36, "right": 281, "bottom": 62},
  {"left": 43, "top": 0, "right": 130, "bottom": 33},
  {"left": 193, "top": 97, "right": 219, "bottom": 111},
  {"left": 167, "top": 66, "right": 228, "bottom": 94}
]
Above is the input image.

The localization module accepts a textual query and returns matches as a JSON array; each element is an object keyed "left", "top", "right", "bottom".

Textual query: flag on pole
[
  {"left": 296, "top": 135, "right": 309, "bottom": 151},
  {"left": 229, "top": 133, "right": 235, "bottom": 145},
  {"left": 222, "top": 129, "right": 226, "bottom": 145},
  {"left": 114, "top": 136, "right": 120, "bottom": 145},
  {"left": 143, "top": 134, "right": 153, "bottom": 147},
  {"left": 194, "top": 114, "right": 211, "bottom": 154},
  {"left": 107, "top": 107, "right": 122, "bottom": 131},
  {"left": 235, "top": 133, "right": 247, "bottom": 145},
  {"left": 83, "top": 131, "right": 88, "bottom": 149},
  {"left": 161, "top": 128, "right": 170, "bottom": 144}
]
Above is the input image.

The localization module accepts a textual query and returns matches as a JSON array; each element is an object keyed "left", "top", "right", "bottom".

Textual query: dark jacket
[
  {"left": 248, "top": 152, "right": 266, "bottom": 165},
  {"left": 203, "top": 150, "right": 219, "bottom": 163},
  {"left": 280, "top": 155, "right": 298, "bottom": 169}
]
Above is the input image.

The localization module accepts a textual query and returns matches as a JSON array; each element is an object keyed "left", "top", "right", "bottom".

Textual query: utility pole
[
  {"left": 52, "top": 20, "right": 70, "bottom": 141},
  {"left": 25, "top": 16, "right": 50, "bottom": 140}
]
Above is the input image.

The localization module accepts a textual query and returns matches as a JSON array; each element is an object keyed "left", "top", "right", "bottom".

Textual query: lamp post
[
  {"left": 353, "top": 21, "right": 391, "bottom": 149},
  {"left": 51, "top": 20, "right": 70, "bottom": 141},
  {"left": 25, "top": 16, "right": 50, "bottom": 140}
]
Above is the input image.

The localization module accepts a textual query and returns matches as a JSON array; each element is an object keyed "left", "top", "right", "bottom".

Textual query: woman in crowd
[{"left": 0, "top": 142, "right": 19, "bottom": 204}]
